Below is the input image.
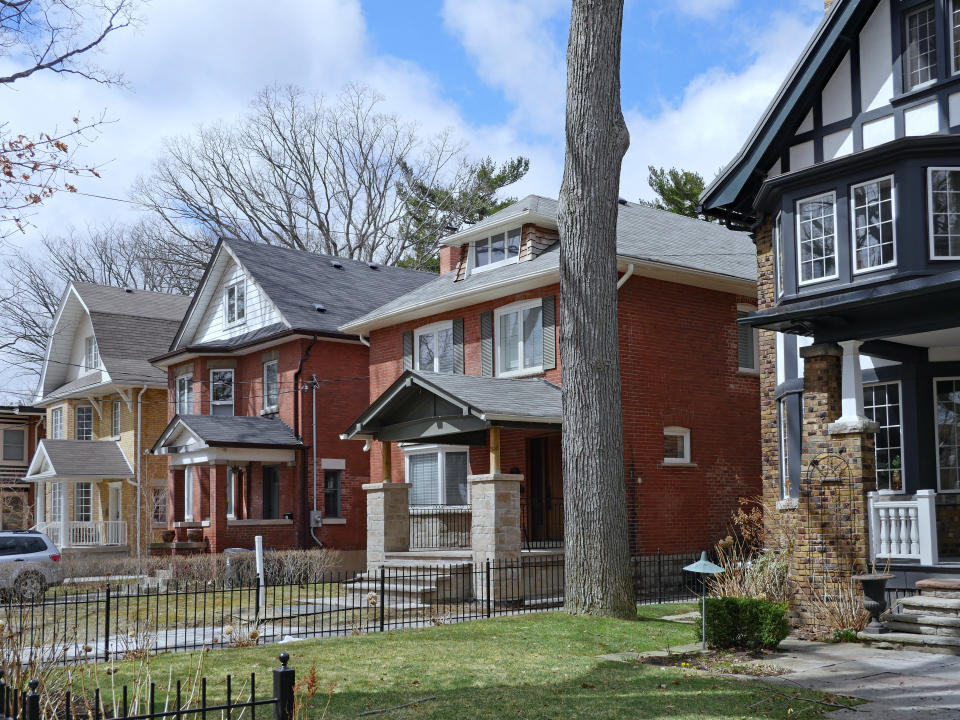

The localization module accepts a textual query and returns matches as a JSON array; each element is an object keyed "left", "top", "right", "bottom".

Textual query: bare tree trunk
[{"left": 558, "top": 0, "right": 634, "bottom": 618}]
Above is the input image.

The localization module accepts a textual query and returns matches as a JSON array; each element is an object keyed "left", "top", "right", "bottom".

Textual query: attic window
[
  {"left": 473, "top": 228, "right": 521, "bottom": 273},
  {"left": 224, "top": 280, "right": 246, "bottom": 326},
  {"left": 84, "top": 336, "right": 99, "bottom": 373}
]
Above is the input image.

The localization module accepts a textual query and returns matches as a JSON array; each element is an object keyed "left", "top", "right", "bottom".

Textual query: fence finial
[
  {"left": 27, "top": 680, "right": 38, "bottom": 693},
  {"left": 278, "top": 652, "right": 289, "bottom": 668}
]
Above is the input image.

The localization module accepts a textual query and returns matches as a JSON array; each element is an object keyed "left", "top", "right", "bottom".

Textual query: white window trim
[
  {"left": 773, "top": 211, "right": 784, "bottom": 298},
  {"left": 934, "top": 376, "right": 960, "bottom": 493},
  {"left": 210, "top": 368, "right": 235, "bottom": 414},
  {"left": 864, "top": 380, "right": 905, "bottom": 494},
  {"left": 795, "top": 191, "right": 839, "bottom": 286},
  {"left": 49, "top": 405, "right": 64, "bottom": 440},
  {"left": 223, "top": 279, "right": 247, "bottom": 328},
  {"left": 927, "top": 167, "right": 960, "bottom": 260},
  {"left": 414, "top": 321, "right": 454, "bottom": 374},
  {"left": 176, "top": 373, "right": 193, "bottom": 416},
  {"left": 402, "top": 444, "right": 471, "bottom": 507},
  {"left": 663, "top": 426, "right": 691, "bottom": 465},
  {"left": 184, "top": 466, "right": 195, "bottom": 521},
  {"left": 262, "top": 360, "right": 279, "bottom": 412},
  {"left": 850, "top": 175, "right": 898, "bottom": 275},
  {"left": 50, "top": 482, "right": 64, "bottom": 523},
  {"left": 469, "top": 228, "right": 522, "bottom": 275},
  {"left": 736, "top": 303, "right": 760, "bottom": 374},
  {"left": 494, "top": 298, "right": 544, "bottom": 378},
  {"left": 111, "top": 399, "right": 121, "bottom": 438}
]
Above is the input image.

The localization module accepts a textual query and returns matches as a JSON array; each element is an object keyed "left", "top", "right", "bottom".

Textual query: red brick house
[
  {"left": 0, "top": 405, "right": 44, "bottom": 529},
  {"left": 340, "top": 195, "right": 762, "bottom": 570},
  {"left": 149, "top": 238, "right": 432, "bottom": 560}
]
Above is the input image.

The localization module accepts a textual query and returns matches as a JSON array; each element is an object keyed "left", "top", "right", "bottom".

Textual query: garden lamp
[{"left": 683, "top": 551, "right": 724, "bottom": 651}]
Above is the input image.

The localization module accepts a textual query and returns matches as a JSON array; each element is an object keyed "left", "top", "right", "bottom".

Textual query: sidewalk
[{"left": 750, "top": 638, "right": 960, "bottom": 718}]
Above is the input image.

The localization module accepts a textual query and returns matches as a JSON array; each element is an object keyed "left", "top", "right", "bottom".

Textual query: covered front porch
[{"left": 342, "top": 371, "right": 564, "bottom": 574}]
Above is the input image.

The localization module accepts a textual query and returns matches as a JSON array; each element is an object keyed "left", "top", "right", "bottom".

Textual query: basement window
[{"left": 663, "top": 427, "right": 691, "bottom": 465}]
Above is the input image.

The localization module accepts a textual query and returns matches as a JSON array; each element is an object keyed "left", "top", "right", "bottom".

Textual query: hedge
[{"left": 696, "top": 596, "right": 790, "bottom": 650}]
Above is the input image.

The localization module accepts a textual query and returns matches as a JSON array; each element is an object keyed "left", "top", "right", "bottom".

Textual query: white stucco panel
[
  {"left": 859, "top": 0, "right": 893, "bottom": 113},
  {"left": 904, "top": 100, "right": 940, "bottom": 136},
  {"left": 789, "top": 140, "right": 815, "bottom": 171},
  {"left": 797, "top": 109, "right": 814, "bottom": 135},
  {"left": 823, "top": 128, "right": 854, "bottom": 160},
  {"left": 862, "top": 114, "right": 895, "bottom": 149},
  {"left": 822, "top": 51, "right": 853, "bottom": 125}
]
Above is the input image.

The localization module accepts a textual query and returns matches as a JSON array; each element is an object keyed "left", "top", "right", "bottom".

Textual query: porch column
[
  {"left": 61, "top": 483, "right": 71, "bottom": 549},
  {"left": 469, "top": 472, "right": 522, "bottom": 603},
  {"left": 363, "top": 482, "right": 410, "bottom": 572},
  {"left": 831, "top": 340, "right": 874, "bottom": 432},
  {"left": 381, "top": 442, "right": 393, "bottom": 482},
  {"left": 35, "top": 482, "right": 44, "bottom": 528}
]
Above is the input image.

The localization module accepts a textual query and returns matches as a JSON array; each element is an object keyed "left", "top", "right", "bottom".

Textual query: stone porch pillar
[
  {"left": 793, "top": 342, "right": 879, "bottom": 637},
  {"left": 469, "top": 473, "right": 522, "bottom": 603},
  {"left": 363, "top": 482, "right": 410, "bottom": 572}
]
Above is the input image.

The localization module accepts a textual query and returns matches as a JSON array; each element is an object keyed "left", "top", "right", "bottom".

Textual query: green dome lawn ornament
[{"left": 684, "top": 551, "right": 724, "bottom": 650}]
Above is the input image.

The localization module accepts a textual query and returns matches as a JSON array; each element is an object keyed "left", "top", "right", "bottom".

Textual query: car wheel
[{"left": 15, "top": 571, "right": 46, "bottom": 601}]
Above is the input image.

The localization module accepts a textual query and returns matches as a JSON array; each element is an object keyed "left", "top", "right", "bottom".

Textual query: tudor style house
[
  {"left": 25, "top": 284, "right": 191, "bottom": 556},
  {"left": 341, "top": 195, "right": 761, "bottom": 575},
  {"left": 702, "top": 0, "right": 960, "bottom": 640},
  {"left": 149, "top": 238, "right": 431, "bottom": 560},
  {"left": 0, "top": 405, "right": 44, "bottom": 529}
]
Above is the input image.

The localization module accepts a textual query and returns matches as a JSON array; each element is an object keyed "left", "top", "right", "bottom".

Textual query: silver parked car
[{"left": 0, "top": 531, "right": 63, "bottom": 600}]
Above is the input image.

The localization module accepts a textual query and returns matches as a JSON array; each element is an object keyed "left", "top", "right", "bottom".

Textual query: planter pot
[
  {"left": 853, "top": 573, "right": 894, "bottom": 634},
  {"left": 161, "top": 530, "right": 175, "bottom": 543},
  {"left": 186, "top": 528, "right": 203, "bottom": 542}
]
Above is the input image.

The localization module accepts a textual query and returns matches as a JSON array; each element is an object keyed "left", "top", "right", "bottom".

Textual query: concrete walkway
[{"left": 752, "top": 638, "right": 960, "bottom": 718}]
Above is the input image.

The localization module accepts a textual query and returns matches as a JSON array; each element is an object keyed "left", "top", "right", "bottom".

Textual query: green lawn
[{"left": 79, "top": 604, "right": 857, "bottom": 719}]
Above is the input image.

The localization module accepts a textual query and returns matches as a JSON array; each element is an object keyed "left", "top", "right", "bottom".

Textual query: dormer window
[
  {"left": 84, "top": 336, "right": 99, "bottom": 372},
  {"left": 473, "top": 228, "right": 521, "bottom": 273},
  {"left": 224, "top": 281, "right": 246, "bottom": 326},
  {"left": 904, "top": 4, "right": 937, "bottom": 91}
]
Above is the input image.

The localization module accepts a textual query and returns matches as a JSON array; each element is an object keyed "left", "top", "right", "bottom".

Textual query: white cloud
[{"left": 621, "top": 11, "right": 819, "bottom": 200}]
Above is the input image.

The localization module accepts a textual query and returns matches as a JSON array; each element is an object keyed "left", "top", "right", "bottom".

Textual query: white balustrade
[
  {"left": 32, "top": 520, "right": 128, "bottom": 548},
  {"left": 868, "top": 490, "right": 938, "bottom": 566}
]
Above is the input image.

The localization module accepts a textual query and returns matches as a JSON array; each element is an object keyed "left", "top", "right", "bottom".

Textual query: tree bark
[{"left": 558, "top": 0, "right": 634, "bottom": 618}]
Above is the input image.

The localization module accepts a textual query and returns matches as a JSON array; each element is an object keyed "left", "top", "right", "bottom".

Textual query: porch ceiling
[{"left": 342, "top": 370, "right": 562, "bottom": 444}]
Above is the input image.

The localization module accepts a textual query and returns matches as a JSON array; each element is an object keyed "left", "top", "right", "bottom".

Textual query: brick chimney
[
  {"left": 824, "top": 0, "right": 835, "bottom": 10},
  {"left": 439, "top": 244, "right": 461, "bottom": 275}
]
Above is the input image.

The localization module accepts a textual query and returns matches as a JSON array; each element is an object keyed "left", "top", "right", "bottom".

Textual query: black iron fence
[
  {"left": 408, "top": 506, "right": 471, "bottom": 549},
  {"left": 2, "top": 653, "right": 295, "bottom": 720},
  {"left": 520, "top": 497, "right": 564, "bottom": 550},
  {"left": 0, "top": 552, "right": 701, "bottom": 664}
]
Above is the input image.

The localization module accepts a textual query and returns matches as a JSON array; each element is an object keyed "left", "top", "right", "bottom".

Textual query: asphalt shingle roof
[
  {"left": 415, "top": 372, "right": 562, "bottom": 422},
  {"left": 342, "top": 195, "right": 756, "bottom": 331},
  {"left": 28, "top": 440, "right": 134, "bottom": 479},
  {"left": 174, "top": 414, "right": 303, "bottom": 448},
  {"left": 224, "top": 239, "right": 435, "bottom": 336}
]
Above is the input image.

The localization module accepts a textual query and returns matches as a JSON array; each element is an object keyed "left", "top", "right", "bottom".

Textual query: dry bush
[
  {"left": 166, "top": 549, "right": 339, "bottom": 587},
  {"left": 59, "top": 555, "right": 163, "bottom": 580},
  {"left": 807, "top": 571, "right": 870, "bottom": 636}
]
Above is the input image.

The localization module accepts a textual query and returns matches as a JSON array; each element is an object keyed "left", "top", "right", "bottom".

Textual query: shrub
[{"left": 697, "top": 596, "right": 790, "bottom": 651}]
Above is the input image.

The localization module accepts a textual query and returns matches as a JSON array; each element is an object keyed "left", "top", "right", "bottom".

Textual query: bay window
[
  {"left": 415, "top": 322, "right": 454, "bottom": 374},
  {"left": 495, "top": 299, "right": 543, "bottom": 377},
  {"left": 473, "top": 228, "right": 521, "bottom": 272},
  {"left": 929, "top": 168, "right": 960, "bottom": 258},
  {"left": 796, "top": 192, "right": 837, "bottom": 284},
  {"left": 405, "top": 446, "right": 469, "bottom": 506},
  {"left": 852, "top": 177, "right": 896, "bottom": 272},
  {"left": 210, "top": 369, "right": 234, "bottom": 416}
]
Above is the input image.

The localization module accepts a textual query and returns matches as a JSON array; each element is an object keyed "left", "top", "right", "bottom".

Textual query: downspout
[
  {"left": 309, "top": 374, "right": 322, "bottom": 547},
  {"left": 357, "top": 334, "right": 370, "bottom": 347},
  {"left": 136, "top": 384, "right": 148, "bottom": 573},
  {"left": 294, "top": 336, "right": 319, "bottom": 548},
  {"left": 616, "top": 263, "right": 635, "bottom": 290}
]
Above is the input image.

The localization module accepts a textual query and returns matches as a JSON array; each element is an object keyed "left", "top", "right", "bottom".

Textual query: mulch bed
[{"left": 640, "top": 649, "right": 788, "bottom": 677}]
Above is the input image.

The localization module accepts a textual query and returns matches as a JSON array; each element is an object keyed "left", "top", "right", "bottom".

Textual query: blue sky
[{"left": 0, "top": 0, "right": 827, "bottom": 399}]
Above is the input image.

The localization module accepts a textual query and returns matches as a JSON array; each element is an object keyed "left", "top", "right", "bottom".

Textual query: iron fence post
[
  {"left": 255, "top": 575, "right": 261, "bottom": 619},
  {"left": 657, "top": 549, "right": 662, "bottom": 605},
  {"left": 273, "top": 653, "right": 295, "bottom": 720},
  {"left": 104, "top": 584, "right": 112, "bottom": 663},
  {"left": 25, "top": 680, "right": 38, "bottom": 720},
  {"left": 485, "top": 560, "right": 491, "bottom": 618},
  {"left": 379, "top": 566, "right": 385, "bottom": 633}
]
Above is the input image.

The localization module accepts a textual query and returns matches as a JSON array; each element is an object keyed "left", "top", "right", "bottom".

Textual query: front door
[
  {"left": 526, "top": 435, "right": 563, "bottom": 543},
  {"left": 108, "top": 485, "right": 122, "bottom": 522},
  {"left": 262, "top": 466, "right": 280, "bottom": 519}
]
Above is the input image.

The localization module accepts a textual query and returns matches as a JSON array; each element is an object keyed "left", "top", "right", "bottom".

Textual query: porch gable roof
[
  {"left": 25, "top": 440, "right": 134, "bottom": 481},
  {"left": 342, "top": 370, "right": 562, "bottom": 443},
  {"left": 151, "top": 414, "right": 303, "bottom": 455}
]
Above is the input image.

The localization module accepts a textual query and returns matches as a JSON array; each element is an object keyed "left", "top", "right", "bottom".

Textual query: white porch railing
[
  {"left": 34, "top": 521, "right": 128, "bottom": 548},
  {"left": 868, "top": 490, "right": 938, "bottom": 566}
]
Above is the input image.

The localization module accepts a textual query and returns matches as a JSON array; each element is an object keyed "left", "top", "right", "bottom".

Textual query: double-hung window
[
  {"left": 864, "top": 382, "right": 904, "bottom": 492},
  {"left": 111, "top": 399, "right": 121, "bottom": 437},
  {"left": 415, "top": 322, "right": 454, "bottom": 374},
  {"left": 50, "top": 407, "right": 63, "bottom": 439},
  {"left": 324, "top": 469, "right": 342, "bottom": 518},
  {"left": 223, "top": 281, "right": 246, "bottom": 326},
  {"left": 84, "top": 336, "right": 99, "bottom": 372},
  {"left": 405, "top": 446, "right": 469, "bottom": 506},
  {"left": 852, "top": 177, "right": 896, "bottom": 272},
  {"left": 50, "top": 483, "right": 64, "bottom": 523},
  {"left": 495, "top": 299, "right": 543, "bottom": 377},
  {"left": 796, "top": 192, "right": 838, "bottom": 285},
  {"left": 74, "top": 482, "right": 93, "bottom": 523},
  {"left": 778, "top": 399, "right": 792, "bottom": 500},
  {"left": 1, "top": 429, "right": 24, "bottom": 462},
  {"left": 473, "top": 228, "right": 521, "bottom": 272},
  {"left": 75, "top": 406, "right": 93, "bottom": 441},
  {"left": 737, "top": 305, "right": 758, "bottom": 373},
  {"left": 176, "top": 374, "right": 193, "bottom": 415},
  {"left": 905, "top": 4, "right": 937, "bottom": 91},
  {"left": 929, "top": 168, "right": 960, "bottom": 258},
  {"left": 936, "top": 378, "right": 960, "bottom": 492},
  {"left": 263, "top": 360, "right": 279, "bottom": 411},
  {"left": 152, "top": 488, "right": 168, "bottom": 525},
  {"left": 210, "top": 369, "right": 234, "bottom": 416}
]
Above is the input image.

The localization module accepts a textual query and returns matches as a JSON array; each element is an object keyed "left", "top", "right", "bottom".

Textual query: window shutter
[
  {"left": 542, "top": 295, "right": 556, "bottom": 370},
  {"left": 480, "top": 311, "right": 494, "bottom": 377},
  {"left": 453, "top": 318, "right": 465, "bottom": 375},
  {"left": 402, "top": 331, "right": 414, "bottom": 371}
]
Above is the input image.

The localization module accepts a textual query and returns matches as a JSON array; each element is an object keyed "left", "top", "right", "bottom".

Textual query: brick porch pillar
[
  {"left": 469, "top": 473, "right": 522, "bottom": 602},
  {"left": 363, "top": 482, "right": 410, "bottom": 572},
  {"left": 792, "top": 342, "right": 878, "bottom": 637}
]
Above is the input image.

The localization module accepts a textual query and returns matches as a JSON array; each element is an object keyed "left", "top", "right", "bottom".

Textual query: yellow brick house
[{"left": 25, "top": 284, "right": 191, "bottom": 558}]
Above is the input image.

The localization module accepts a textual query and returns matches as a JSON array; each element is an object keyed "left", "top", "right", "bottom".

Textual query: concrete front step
[
  {"left": 916, "top": 578, "right": 960, "bottom": 599},
  {"left": 899, "top": 595, "right": 960, "bottom": 617},
  {"left": 859, "top": 630, "right": 960, "bottom": 655},
  {"left": 885, "top": 613, "right": 960, "bottom": 637}
]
